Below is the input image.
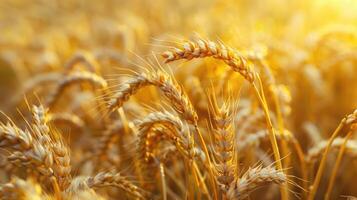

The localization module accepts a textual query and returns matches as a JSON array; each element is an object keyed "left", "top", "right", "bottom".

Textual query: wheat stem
[
  {"left": 324, "top": 131, "right": 353, "bottom": 200},
  {"left": 194, "top": 125, "right": 218, "bottom": 200},
  {"left": 308, "top": 121, "right": 344, "bottom": 200},
  {"left": 252, "top": 76, "right": 288, "bottom": 200},
  {"left": 159, "top": 163, "right": 167, "bottom": 200}
]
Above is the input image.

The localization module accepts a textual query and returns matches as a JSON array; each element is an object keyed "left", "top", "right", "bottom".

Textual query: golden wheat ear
[
  {"left": 227, "top": 165, "right": 288, "bottom": 200},
  {"left": 0, "top": 105, "right": 71, "bottom": 191},
  {"left": 46, "top": 71, "right": 107, "bottom": 108},
  {"left": 68, "top": 172, "right": 150, "bottom": 200},
  {"left": 107, "top": 69, "right": 198, "bottom": 125},
  {"left": 161, "top": 38, "right": 255, "bottom": 82},
  {"left": 64, "top": 51, "right": 100, "bottom": 75},
  {"left": 135, "top": 111, "right": 195, "bottom": 162},
  {"left": 206, "top": 89, "right": 237, "bottom": 193}
]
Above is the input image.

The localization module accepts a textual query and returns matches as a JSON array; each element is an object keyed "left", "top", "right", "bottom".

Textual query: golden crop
[{"left": 0, "top": 0, "right": 356, "bottom": 199}]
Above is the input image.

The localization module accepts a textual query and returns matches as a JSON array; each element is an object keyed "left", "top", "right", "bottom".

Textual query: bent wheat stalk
[
  {"left": 325, "top": 131, "right": 354, "bottom": 200},
  {"left": 162, "top": 38, "right": 286, "bottom": 199},
  {"left": 308, "top": 109, "right": 357, "bottom": 200}
]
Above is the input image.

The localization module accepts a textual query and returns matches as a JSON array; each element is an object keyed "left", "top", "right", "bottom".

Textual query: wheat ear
[
  {"left": 107, "top": 73, "right": 151, "bottom": 111},
  {"left": 108, "top": 68, "right": 214, "bottom": 196},
  {"left": 32, "top": 105, "right": 72, "bottom": 190},
  {"left": 64, "top": 51, "right": 99, "bottom": 74},
  {"left": 227, "top": 165, "right": 287, "bottom": 200},
  {"left": 108, "top": 70, "right": 198, "bottom": 124},
  {"left": 1, "top": 119, "right": 57, "bottom": 187},
  {"left": 135, "top": 111, "right": 195, "bottom": 162},
  {"left": 1, "top": 105, "right": 71, "bottom": 191},
  {"left": 86, "top": 172, "right": 149, "bottom": 200},
  {"left": 162, "top": 38, "right": 255, "bottom": 82},
  {"left": 208, "top": 93, "right": 236, "bottom": 192},
  {"left": 46, "top": 71, "right": 107, "bottom": 108},
  {"left": 345, "top": 109, "right": 357, "bottom": 125},
  {"left": 162, "top": 38, "right": 285, "bottom": 199}
]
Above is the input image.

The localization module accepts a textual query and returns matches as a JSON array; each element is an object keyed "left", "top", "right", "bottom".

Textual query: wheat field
[{"left": 0, "top": 0, "right": 356, "bottom": 199}]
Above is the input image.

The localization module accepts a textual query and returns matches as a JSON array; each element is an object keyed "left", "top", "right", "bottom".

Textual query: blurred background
[{"left": 1, "top": 0, "right": 356, "bottom": 141}]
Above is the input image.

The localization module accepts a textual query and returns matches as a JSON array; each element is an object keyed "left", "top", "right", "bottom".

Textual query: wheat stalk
[
  {"left": 325, "top": 131, "right": 354, "bottom": 200},
  {"left": 308, "top": 109, "right": 357, "bottom": 200}
]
